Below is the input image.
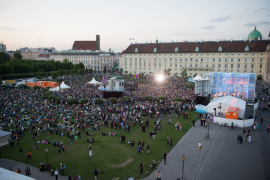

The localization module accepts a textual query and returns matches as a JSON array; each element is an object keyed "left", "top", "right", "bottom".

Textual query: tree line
[{"left": 0, "top": 51, "right": 86, "bottom": 80}]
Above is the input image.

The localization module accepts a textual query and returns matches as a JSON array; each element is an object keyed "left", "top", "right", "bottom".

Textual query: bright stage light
[{"left": 156, "top": 74, "right": 165, "bottom": 82}]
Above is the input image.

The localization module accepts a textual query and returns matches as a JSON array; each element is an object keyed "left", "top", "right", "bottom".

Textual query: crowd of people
[{"left": 0, "top": 74, "right": 198, "bottom": 179}]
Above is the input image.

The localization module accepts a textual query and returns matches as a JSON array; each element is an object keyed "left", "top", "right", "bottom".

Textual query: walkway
[{"left": 0, "top": 158, "right": 69, "bottom": 180}]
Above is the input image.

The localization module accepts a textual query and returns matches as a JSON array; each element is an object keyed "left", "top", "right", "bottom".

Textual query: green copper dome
[{"left": 247, "top": 26, "right": 262, "bottom": 40}]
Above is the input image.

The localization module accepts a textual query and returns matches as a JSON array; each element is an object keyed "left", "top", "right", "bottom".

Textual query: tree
[
  {"left": 120, "top": 68, "right": 123, "bottom": 75},
  {"left": 164, "top": 68, "right": 172, "bottom": 76},
  {"left": 37, "top": 71, "right": 43, "bottom": 79},
  {"left": 51, "top": 71, "right": 58, "bottom": 78},
  {"left": 78, "top": 62, "right": 85, "bottom": 69},
  {"left": 63, "top": 58, "right": 69, "bottom": 63},
  {"left": 181, "top": 69, "right": 188, "bottom": 80},
  {"left": 94, "top": 70, "right": 96, "bottom": 73},
  {"left": 124, "top": 71, "right": 128, "bottom": 76},
  {"left": 0, "top": 51, "right": 10, "bottom": 63},
  {"left": 13, "top": 52, "right": 23, "bottom": 60},
  {"left": 58, "top": 69, "right": 64, "bottom": 79},
  {"left": 89, "top": 69, "right": 93, "bottom": 74},
  {"left": 103, "top": 66, "right": 107, "bottom": 74}
]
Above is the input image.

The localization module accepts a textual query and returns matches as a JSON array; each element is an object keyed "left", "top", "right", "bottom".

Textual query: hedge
[
  {"left": 144, "top": 96, "right": 153, "bottom": 101},
  {"left": 173, "top": 98, "right": 184, "bottom": 102},
  {"left": 67, "top": 98, "right": 78, "bottom": 105},
  {"left": 56, "top": 97, "right": 65, "bottom": 104},
  {"left": 94, "top": 99, "right": 104, "bottom": 105},
  {"left": 43, "top": 91, "right": 53, "bottom": 98},
  {"left": 109, "top": 97, "right": 117, "bottom": 104},
  {"left": 19, "top": 84, "right": 27, "bottom": 89},
  {"left": 157, "top": 96, "right": 168, "bottom": 102},
  {"left": 33, "top": 85, "right": 40, "bottom": 90},
  {"left": 80, "top": 98, "right": 89, "bottom": 104},
  {"left": 121, "top": 96, "right": 131, "bottom": 101},
  {"left": 47, "top": 95, "right": 57, "bottom": 101}
]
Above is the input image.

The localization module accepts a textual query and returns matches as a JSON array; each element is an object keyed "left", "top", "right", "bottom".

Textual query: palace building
[{"left": 122, "top": 27, "right": 270, "bottom": 81}]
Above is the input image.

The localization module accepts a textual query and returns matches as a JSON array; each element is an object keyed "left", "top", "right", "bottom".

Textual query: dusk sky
[{"left": 1, "top": 0, "right": 269, "bottom": 52}]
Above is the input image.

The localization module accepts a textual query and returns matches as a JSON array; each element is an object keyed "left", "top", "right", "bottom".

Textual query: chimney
[{"left": 96, "top": 34, "right": 100, "bottom": 51}]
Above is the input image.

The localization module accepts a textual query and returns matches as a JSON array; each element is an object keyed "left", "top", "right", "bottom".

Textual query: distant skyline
[{"left": 1, "top": 0, "right": 269, "bottom": 52}]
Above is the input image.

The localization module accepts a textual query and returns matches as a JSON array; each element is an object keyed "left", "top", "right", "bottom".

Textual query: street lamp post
[
  {"left": 45, "top": 148, "right": 48, "bottom": 167},
  {"left": 181, "top": 154, "right": 186, "bottom": 180}
]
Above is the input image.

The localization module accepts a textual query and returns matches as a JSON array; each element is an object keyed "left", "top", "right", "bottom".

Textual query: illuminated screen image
[{"left": 204, "top": 72, "right": 255, "bottom": 100}]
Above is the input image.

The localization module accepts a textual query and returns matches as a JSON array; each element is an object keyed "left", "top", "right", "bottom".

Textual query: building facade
[
  {"left": 17, "top": 47, "right": 57, "bottom": 60},
  {"left": 0, "top": 41, "right": 6, "bottom": 52},
  {"left": 50, "top": 50, "right": 116, "bottom": 71},
  {"left": 122, "top": 28, "right": 270, "bottom": 80}
]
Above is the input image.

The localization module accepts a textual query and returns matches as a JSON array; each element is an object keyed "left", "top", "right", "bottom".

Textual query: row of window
[
  {"left": 126, "top": 53, "right": 264, "bottom": 57},
  {"left": 125, "top": 58, "right": 263, "bottom": 62},
  {"left": 126, "top": 69, "right": 262, "bottom": 74},
  {"left": 125, "top": 62, "right": 263, "bottom": 69}
]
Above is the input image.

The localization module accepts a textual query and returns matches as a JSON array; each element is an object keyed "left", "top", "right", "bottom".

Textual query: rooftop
[{"left": 123, "top": 40, "right": 270, "bottom": 53}]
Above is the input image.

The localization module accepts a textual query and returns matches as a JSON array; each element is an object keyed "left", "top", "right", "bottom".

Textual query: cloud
[
  {"left": 254, "top": 8, "right": 266, "bottom": 12},
  {"left": 209, "top": 15, "right": 231, "bottom": 23},
  {"left": 244, "top": 21, "right": 270, "bottom": 27},
  {"left": 246, "top": 8, "right": 252, "bottom": 10},
  {"left": 201, "top": 25, "right": 215, "bottom": 30},
  {"left": 267, "top": 15, "right": 270, "bottom": 16}
]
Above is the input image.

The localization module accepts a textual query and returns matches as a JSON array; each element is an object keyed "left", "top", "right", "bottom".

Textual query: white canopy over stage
[{"left": 87, "top": 78, "right": 101, "bottom": 85}]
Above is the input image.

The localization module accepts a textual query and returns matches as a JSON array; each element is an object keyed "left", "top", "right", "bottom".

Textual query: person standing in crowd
[
  {"left": 89, "top": 144, "right": 92, "bottom": 156},
  {"left": 25, "top": 166, "right": 30, "bottom": 177},
  {"left": 60, "top": 163, "right": 65, "bottom": 176},
  {"left": 140, "top": 161, "right": 143, "bottom": 175},
  {"left": 55, "top": 168, "right": 59, "bottom": 180},
  {"left": 198, "top": 142, "right": 202, "bottom": 151},
  {"left": 19, "top": 147, "right": 23, "bottom": 157},
  {"left": 94, "top": 168, "right": 98, "bottom": 179},
  {"left": 163, "top": 151, "right": 167, "bottom": 164},
  {"left": 147, "top": 143, "right": 150, "bottom": 154},
  {"left": 137, "top": 145, "right": 141, "bottom": 154},
  {"left": 192, "top": 119, "right": 195, "bottom": 127},
  {"left": 25, "top": 151, "right": 32, "bottom": 162}
]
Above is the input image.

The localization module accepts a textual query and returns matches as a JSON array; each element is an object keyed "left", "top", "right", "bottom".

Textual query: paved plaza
[{"left": 145, "top": 86, "right": 270, "bottom": 180}]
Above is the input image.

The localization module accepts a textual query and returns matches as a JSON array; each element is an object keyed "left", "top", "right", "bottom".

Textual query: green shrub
[
  {"left": 109, "top": 97, "right": 117, "bottom": 104},
  {"left": 144, "top": 95, "right": 153, "bottom": 101},
  {"left": 33, "top": 85, "right": 40, "bottom": 90},
  {"left": 56, "top": 97, "right": 65, "bottom": 104},
  {"left": 80, "top": 98, "right": 89, "bottom": 104},
  {"left": 47, "top": 95, "right": 57, "bottom": 101},
  {"left": 121, "top": 96, "right": 131, "bottom": 101},
  {"left": 173, "top": 98, "right": 184, "bottom": 102},
  {"left": 43, "top": 91, "right": 53, "bottom": 98},
  {"left": 94, "top": 98, "right": 104, "bottom": 105},
  {"left": 157, "top": 96, "right": 168, "bottom": 102},
  {"left": 19, "top": 84, "right": 27, "bottom": 89},
  {"left": 67, "top": 98, "right": 78, "bottom": 105}
]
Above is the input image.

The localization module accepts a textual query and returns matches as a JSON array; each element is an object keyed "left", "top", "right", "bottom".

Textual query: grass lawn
[{"left": 0, "top": 110, "right": 198, "bottom": 180}]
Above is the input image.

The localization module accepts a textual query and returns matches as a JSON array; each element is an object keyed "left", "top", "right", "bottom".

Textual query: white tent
[
  {"left": 206, "top": 96, "right": 246, "bottom": 118},
  {"left": 60, "top": 81, "right": 70, "bottom": 89},
  {"left": 87, "top": 78, "right": 101, "bottom": 85}
]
